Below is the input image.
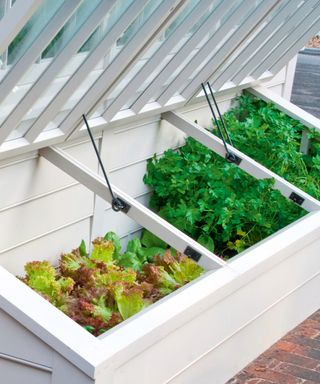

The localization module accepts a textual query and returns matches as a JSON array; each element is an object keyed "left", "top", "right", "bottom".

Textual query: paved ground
[
  {"left": 291, "top": 52, "right": 320, "bottom": 119},
  {"left": 227, "top": 310, "right": 320, "bottom": 384},
  {"left": 228, "top": 52, "right": 320, "bottom": 384}
]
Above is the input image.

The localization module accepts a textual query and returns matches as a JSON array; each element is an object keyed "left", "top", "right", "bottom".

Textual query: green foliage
[
  {"left": 144, "top": 136, "right": 305, "bottom": 258},
  {"left": 141, "top": 229, "right": 167, "bottom": 249},
  {"left": 221, "top": 94, "right": 320, "bottom": 200},
  {"left": 23, "top": 261, "right": 74, "bottom": 307},
  {"left": 114, "top": 285, "right": 146, "bottom": 320},
  {"left": 79, "top": 240, "right": 88, "bottom": 256},
  {"left": 91, "top": 238, "right": 115, "bottom": 264},
  {"left": 21, "top": 236, "right": 204, "bottom": 336},
  {"left": 104, "top": 231, "right": 122, "bottom": 258}
]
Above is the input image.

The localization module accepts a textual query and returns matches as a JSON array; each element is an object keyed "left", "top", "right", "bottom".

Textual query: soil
[{"left": 306, "top": 35, "right": 320, "bottom": 48}]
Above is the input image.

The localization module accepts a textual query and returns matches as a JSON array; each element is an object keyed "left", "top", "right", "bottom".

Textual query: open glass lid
[{"left": 0, "top": 0, "right": 319, "bottom": 160}]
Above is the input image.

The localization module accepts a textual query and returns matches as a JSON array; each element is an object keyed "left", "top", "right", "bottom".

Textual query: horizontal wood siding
[
  {"left": 0, "top": 140, "right": 97, "bottom": 274},
  {"left": 0, "top": 358, "right": 51, "bottom": 384},
  {"left": 0, "top": 309, "right": 53, "bottom": 367}
]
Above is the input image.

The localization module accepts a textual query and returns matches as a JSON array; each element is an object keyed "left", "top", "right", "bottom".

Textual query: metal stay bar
[
  {"left": 40, "top": 146, "right": 226, "bottom": 271},
  {"left": 161, "top": 111, "right": 320, "bottom": 213}
]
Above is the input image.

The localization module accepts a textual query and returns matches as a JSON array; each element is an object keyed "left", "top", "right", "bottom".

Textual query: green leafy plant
[
  {"left": 144, "top": 137, "right": 305, "bottom": 258},
  {"left": 221, "top": 94, "right": 320, "bottom": 200},
  {"left": 21, "top": 232, "right": 204, "bottom": 336}
]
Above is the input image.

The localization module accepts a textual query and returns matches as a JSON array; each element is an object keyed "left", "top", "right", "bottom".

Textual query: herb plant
[
  {"left": 221, "top": 94, "right": 320, "bottom": 200},
  {"left": 144, "top": 137, "right": 305, "bottom": 257},
  {"left": 20, "top": 232, "right": 203, "bottom": 336}
]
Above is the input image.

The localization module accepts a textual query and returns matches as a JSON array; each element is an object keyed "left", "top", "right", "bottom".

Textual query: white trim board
[
  {"left": 0, "top": 0, "right": 42, "bottom": 55},
  {"left": 0, "top": 0, "right": 117, "bottom": 145}
]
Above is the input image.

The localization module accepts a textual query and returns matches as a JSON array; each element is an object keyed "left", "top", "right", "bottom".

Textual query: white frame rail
[
  {"left": 24, "top": 0, "right": 149, "bottom": 143},
  {"left": 0, "top": 0, "right": 42, "bottom": 55},
  {"left": 232, "top": 0, "right": 320, "bottom": 85},
  {"left": 161, "top": 111, "right": 320, "bottom": 212},
  {"left": 26, "top": 0, "right": 184, "bottom": 143},
  {"left": 0, "top": 0, "right": 82, "bottom": 114},
  {"left": 158, "top": 0, "right": 279, "bottom": 106},
  {"left": 39, "top": 146, "right": 226, "bottom": 271},
  {"left": 56, "top": 0, "right": 185, "bottom": 138},
  {"left": 0, "top": 0, "right": 117, "bottom": 144},
  {"left": 129, "top": 0, "right": 237, "bottom": 115},
  {"left": 252, "top": 2, "right": 320, "bottom": 80},
  {"left": 211, "top": 0, "right": 302, "bottom": 91},
  {"left": 248, "top": 86, "right": 320, "bottom": 133},
  {"left": 102, "top": 0, "right": 214, "bottom": 123}
]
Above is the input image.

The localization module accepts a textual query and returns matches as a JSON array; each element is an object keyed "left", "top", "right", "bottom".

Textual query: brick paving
[{"left": 227, "top": 310, "right": 320, "bottom": 384}]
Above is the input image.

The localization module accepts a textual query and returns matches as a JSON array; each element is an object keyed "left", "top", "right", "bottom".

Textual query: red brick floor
[{"left": 227, "top": 310, "right": 320, "bottom": 384}]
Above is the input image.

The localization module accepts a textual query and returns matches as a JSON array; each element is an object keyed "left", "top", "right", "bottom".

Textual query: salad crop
[
  {"left": 20, "top": 232, "right": 203, "bottom": 336},
  {"left": 144, "top": 137, "right": 305, "bottom": 258},
  {"left": 222, "top": 94, "right": 320, "bottom": 200}
]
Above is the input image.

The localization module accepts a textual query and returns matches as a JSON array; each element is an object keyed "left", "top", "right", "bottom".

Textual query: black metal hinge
[
  {"left": 225, "top": 152, "right": 242, "bottom": 165},
  {"left": 289, "top": 192, "right": 304, "bottom": 206},
  {"left": 184, "top": 246, "right": 202, "bottom": 262},
  {"left": 112, "top": 197, "right": 131, "bottom": 213}
]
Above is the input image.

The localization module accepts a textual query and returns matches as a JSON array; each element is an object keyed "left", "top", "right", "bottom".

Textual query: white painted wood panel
[
  {"left": 0, "top": 139, "right": 98, "bottom": 211},
  {"left": 0, "top": 357, "right": 51, "bottom": 384},
  {"left": 109, "top": 214, "right": 320, "bottom": 384},
  {"left": 51, "top": 352, "right": 94, "bottom": 384},
  {"left": 0, "top": 309, "right": 53, "bottom": 366},
  {"left": 169, "top": 274, "right": 320, "bottom": 384},
  {"left": 1, "top": 217, "right": 91, "bottom": 275},
  {"left": 94, "top": 193, "right": 150, "bottom": 240},
  {"left": 100, "top": 117, "right": 185, "bottom": 170},
  {"left": 109, "top": 160, "right": 152, "bottom": 198},
  {"left": 0, "top": 184, "right": 93, "bottom": 253}
]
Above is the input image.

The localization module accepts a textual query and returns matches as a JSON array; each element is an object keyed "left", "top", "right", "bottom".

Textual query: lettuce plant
[
  {"left": 144, "top": 138, "right": 305, "bottom": 257},
  {"left": 222, "top": 94, "right": 320, "bottom": 200},
  {"left": 21, "top": 231, "right": 204, "bottom": 336}
]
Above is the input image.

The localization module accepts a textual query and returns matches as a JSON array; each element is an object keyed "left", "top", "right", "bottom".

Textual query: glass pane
[
  {"left": 6, "top": 0, "right": 134, "bottom": 140},
  {"left": 49, "top": 0, "right": 163, "bottom": 129},
  {"left": 97, "top": 0, "right": 201, "bottom": 115},
  {"left": 150, "top": 0, "right": 251, "bottom": 102},
  {"left": 0, "top": 0, "right": 6, "bottom": 21},
  {"left": 3, "top": 1, "right": 106, "bottom": 140},
  {"left": 7, "top": 0, "right": 64, "bottom": 65},
  {"left": 126, "top": 0, "right": 230, "bottom": 107}
]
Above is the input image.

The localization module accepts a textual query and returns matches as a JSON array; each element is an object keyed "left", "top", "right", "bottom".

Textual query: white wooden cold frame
[{"left": 1, "top": 85, "right": 320, "bottom": 383}]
